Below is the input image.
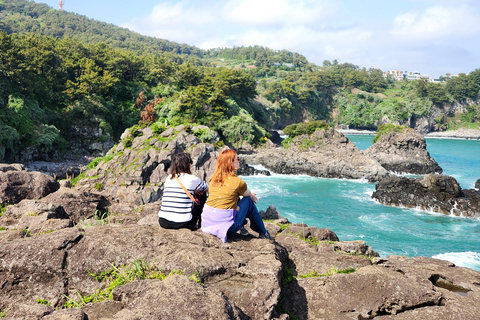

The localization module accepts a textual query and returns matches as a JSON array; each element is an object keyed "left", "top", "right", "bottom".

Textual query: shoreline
[{"left": 339, "top": 128, "right": 480, "bottom": 140}]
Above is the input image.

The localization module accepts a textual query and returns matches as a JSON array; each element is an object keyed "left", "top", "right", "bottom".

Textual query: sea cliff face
[
  {"left": 1, "top": 125, "right": 480, "bottom": 319},
  {"left": 363, "top": 128, "right": 443, "bottom": 174},
  {"left": 243, "top": 127, "right": 388, "bottom": 182}
]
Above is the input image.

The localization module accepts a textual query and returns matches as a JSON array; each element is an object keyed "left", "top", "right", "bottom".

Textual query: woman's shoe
[
  {"left": 240, "top": 226, "right": 250, "bottom": 236},
  {"left": 259, "top": 232, "right": 273, "bottom": 240}
]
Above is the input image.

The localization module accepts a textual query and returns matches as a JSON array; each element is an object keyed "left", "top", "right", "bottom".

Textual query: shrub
[
  {"left": 283, "top": 120, "right": 331, "bottom": 138},
  {"left": 151, "top": 122, "right": 166, "bottom": 134},
  {"left": 372, "top": 124, "right": 407, "bottom": 143},
  {"left": 192, "top": 127, "right": 216, "bottom": 143},
  {"left": 218, "top": 113, "right": 266, "bottom": 145}
]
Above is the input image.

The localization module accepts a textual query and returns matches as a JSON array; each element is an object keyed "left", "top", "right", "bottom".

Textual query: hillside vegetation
[{"left": 1, "top": 0, "right": 480, "bottom": 162}]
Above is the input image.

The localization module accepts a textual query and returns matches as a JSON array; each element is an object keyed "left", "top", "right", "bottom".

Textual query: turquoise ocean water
[{"left": 242, "top": 135, "right": 480, "bottom": 271}]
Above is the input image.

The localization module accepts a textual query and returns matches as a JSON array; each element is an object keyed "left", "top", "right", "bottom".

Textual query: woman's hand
[{"left": 243, "top": 189, "right": 258, "bottom": 204}]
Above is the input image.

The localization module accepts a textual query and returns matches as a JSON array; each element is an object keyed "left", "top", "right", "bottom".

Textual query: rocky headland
[
  {"left": 372, "top": 174, "right": 480, "bottom": 218},
  {"left": 242, "top": 127, "right": 388, "bottom": 182},
  {"left": 363, "top": 128, "right": 443, "bottom": 174},
  {"left": 1, "top": 125, "right": 480, "bottom": 319}
]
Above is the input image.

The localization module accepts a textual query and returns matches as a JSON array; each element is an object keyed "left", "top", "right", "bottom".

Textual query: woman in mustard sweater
[{"left": 201, "top": 149, "right": 272, "bottom": 242}]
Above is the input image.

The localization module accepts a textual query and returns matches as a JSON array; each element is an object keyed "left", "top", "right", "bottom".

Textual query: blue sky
[{"left": 36, "top": 0, "right": 480, "bottom": 78}]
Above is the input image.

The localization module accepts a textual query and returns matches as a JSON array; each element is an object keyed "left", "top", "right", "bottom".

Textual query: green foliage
[
  {"left": 189, "top": 268, "right": 204, "bottom": 284},
  {"left": 213, "top": 140, "right": 224, "bottom": 149},
  {"left": 151, "top": 122, "right": 166, "bottom": 134},
  {"left": 94, "top": 183, "right": 103, "bottom": 191},
  {"left": 276, "top": 222, "right": 291, "bottom": 232},
  {"left": 87, "top": 157, "right": 103, "bottom": 170},
  {"left": 0, "top": 205, "right": 8, "bottom": 217},
  {"left": 64, "top": 259, "right": 182, "bottom": 308},
  {"left": 372, "top": 124, "right": 407, "bottom": 143},
  {"left": 218, "top": 112, "right": 267, "bottom": 145},
  {"left": 298, "top": 267, "right": 356, "bottom": 278},
  {"left": 0, "top": 310, "right": 6, "bottom": 318},
  {"left": 283, "top": 267, "right": 296, "bottom": 286},
  {"left": 36, "top": 298, "right": 51, "bottom": 306},
  {"left": 192, "top": 127, "right": 216, "bottom": 143},
  {"left": 283, "top": 120, "right": 331, "bottom": 138},
  {"left": 0, "top": 227, "right": 6, "bottom": 231}
]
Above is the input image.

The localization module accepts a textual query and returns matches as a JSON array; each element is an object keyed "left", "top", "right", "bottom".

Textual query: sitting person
[
  {"left": 201, "top": 149, "right": 272, "bottom": 242},
  {"left": 158, "top": 152, "right": 208, "bottom": 230}
]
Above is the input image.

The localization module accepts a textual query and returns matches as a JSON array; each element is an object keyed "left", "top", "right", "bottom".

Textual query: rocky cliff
[
  {"left": 242, "top": 128, "right": 388, "bottom": 182},
  {"left": 73, "top": 124, "right": 219, "bottom": 213},
  {"left": 1, "top": 125, "right": 480, "bottom": 319},
  {"left": 1, "top": 167, "right": 479, "bottom": 319},
  {"left": 364, "top": 128, "right": 443, "bottom": 174},
  {"left": 372, "top": 174, "right": 480, "bottom": 218}
]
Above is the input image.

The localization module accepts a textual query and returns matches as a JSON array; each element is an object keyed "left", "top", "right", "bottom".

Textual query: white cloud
[
  {"left": 392, "top": 5, "right": 480, "bottom": 40},
  {"left": 222, "top": 0, "right": 337, "bottom": 27},
  {"left": 120, "top": 0, "right": 480, "bottom": 76}
]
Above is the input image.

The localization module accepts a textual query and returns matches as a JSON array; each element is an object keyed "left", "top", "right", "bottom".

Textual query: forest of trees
[{"left": 1, "top": 0, "right": 480, "bottom": 162}]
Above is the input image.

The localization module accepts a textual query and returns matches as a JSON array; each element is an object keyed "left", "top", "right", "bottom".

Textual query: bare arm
[{"left": 243, "top": 189, "right": 258, "bottom": 204}]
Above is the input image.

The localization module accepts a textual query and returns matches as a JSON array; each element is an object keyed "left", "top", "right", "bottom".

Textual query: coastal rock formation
[
  {"left": 73, "top": 125, "right": 220, "bottom": 213},
  {"left": 243, "top": 128, "right": 388, "bottom": 182},
  {"left": 1, "top": 159, "right": 480, "bottom": 318},
  {"left": 372, "top": 174, "right": 480, "bottom": 218},
  {"left": 364, "top": 128, "right": 443, "bottom": 174},
  {"left": 236, "top": 159, "right": 271, "bottom": 176},
  {"left": 0, "top": 169, "right": 59, "bottom": 205},
  {"left": 1, "top": 215, "right": 479, "bottom": 319}
]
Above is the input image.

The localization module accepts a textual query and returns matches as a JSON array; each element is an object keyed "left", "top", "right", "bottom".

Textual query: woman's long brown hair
[{"left": 209, "top": 149, "right": 237, "bottom": 186}]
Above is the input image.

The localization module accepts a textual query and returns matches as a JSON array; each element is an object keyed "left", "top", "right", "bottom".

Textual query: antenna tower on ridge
[{"left": 59, "top": 0, "right": 64, "bottom": 10}]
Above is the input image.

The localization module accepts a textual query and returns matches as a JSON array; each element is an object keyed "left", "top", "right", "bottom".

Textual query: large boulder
[
  {"left": 372, "top": 174, "right": 480, "bottom": 218},
  {"left": 0, "top": 170, "right": 59, "bottom": 205},
  {"left": 41, "top": 187, "right": 110, "bottom": 223},
  {"left": 243, "top": 128, "right": 388, "bottom": 182},
  {"left": 73, "top": 126, "right": 219, "bottom": 212},
  {"left": 364, "top": 128, "right": 442, "bottom": 174}
]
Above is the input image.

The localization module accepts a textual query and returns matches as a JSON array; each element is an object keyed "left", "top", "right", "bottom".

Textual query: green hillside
[{"left": 1, "top": 0, "right": 480, "bottom": 163}]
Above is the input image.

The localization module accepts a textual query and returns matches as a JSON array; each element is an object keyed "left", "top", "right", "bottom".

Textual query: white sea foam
[{"left": 433, "top": 252, "right": 480, "bottom": 269}]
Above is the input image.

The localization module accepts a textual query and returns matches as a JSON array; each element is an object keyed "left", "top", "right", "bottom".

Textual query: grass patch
[
  {"left": 0, "top": 205, "right": 8, "bottom": 217},
  {"left": 298, "top": 266, "right": 356, "bottom": 278},
  {"left": 35, "top": 229, "right": 54, "bottom": 235},
  {"left": 94, "top": 183, "right": 103, "bottom": 191},
  {"left": 276, "top": 222, "right": 291, "bottom": 232},
  {"left": 0, "top": 310, "right": 6, "bottom": 318},
  {"left": 64, "top": 259, "right": 182, "bottom": 308},
  {"left": 36, "top": 298, "right": 51, "bottom": 306},
  {"left": 275, "top": 267, "right": 298, "bottom": 320},
  {"left": 291, "top": 232, "right": 320, "bottom": 245},
  {"left": 81, "top": 210, "right": 111, "bottom": 229},
  {"left": 0, "top": 227, "right": 6, "bottom": 231}
]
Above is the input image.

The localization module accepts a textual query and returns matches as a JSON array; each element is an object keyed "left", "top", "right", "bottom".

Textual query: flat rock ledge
[
  {"left": 372, "top": 174, "right": 480, "bottom": 218},
  {"left": 1, "top": 212, "right": 480, "bottom": 319},
  {"left": 243, "top": 128, "right": 388, "bottom": 182},
  {"left": 364, "top": 128, "right": 443, "bottom": 174}
]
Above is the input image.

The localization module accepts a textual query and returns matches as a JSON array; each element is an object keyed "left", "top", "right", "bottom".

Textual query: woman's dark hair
[{"left": 169, "top": 152, "right": 193, "bottom": 178}]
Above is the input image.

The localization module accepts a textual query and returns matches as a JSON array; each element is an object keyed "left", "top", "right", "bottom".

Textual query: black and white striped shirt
[{"left": 158, "top": 173, "right": 208, "bottom": 222}]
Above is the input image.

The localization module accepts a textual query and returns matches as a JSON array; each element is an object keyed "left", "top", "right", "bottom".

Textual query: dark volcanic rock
[
  {"left": 364, "top": 128, "right": 442, "bottom": 174},
  {"left": 372, "top": 174, "right": 480, "bottom": 218},
  {"left": 41, "top": 187, "right": 110, "bottom": 223},
  {"left": 243, "top": 128, "right": 388, "bottom": 182},
  {"left": 0, "top": 170, "right": 60, "bottom": 205},
  {"left": 236, "top": 159, "right": 271, "bottom": 176}
]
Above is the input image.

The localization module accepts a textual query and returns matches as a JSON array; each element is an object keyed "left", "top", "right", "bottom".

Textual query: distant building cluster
[{"left": 383, "top": 70, "right": 443, "bottom": 83}]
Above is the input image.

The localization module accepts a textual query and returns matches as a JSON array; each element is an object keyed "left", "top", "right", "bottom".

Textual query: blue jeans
[{"left": 227, "top": 197, "right": 267, "bottom": 236}]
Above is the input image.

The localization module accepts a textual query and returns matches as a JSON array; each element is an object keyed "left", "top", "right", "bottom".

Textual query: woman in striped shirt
[{"left": 158, "top": 152, "right": 208, "bottom": 230}]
